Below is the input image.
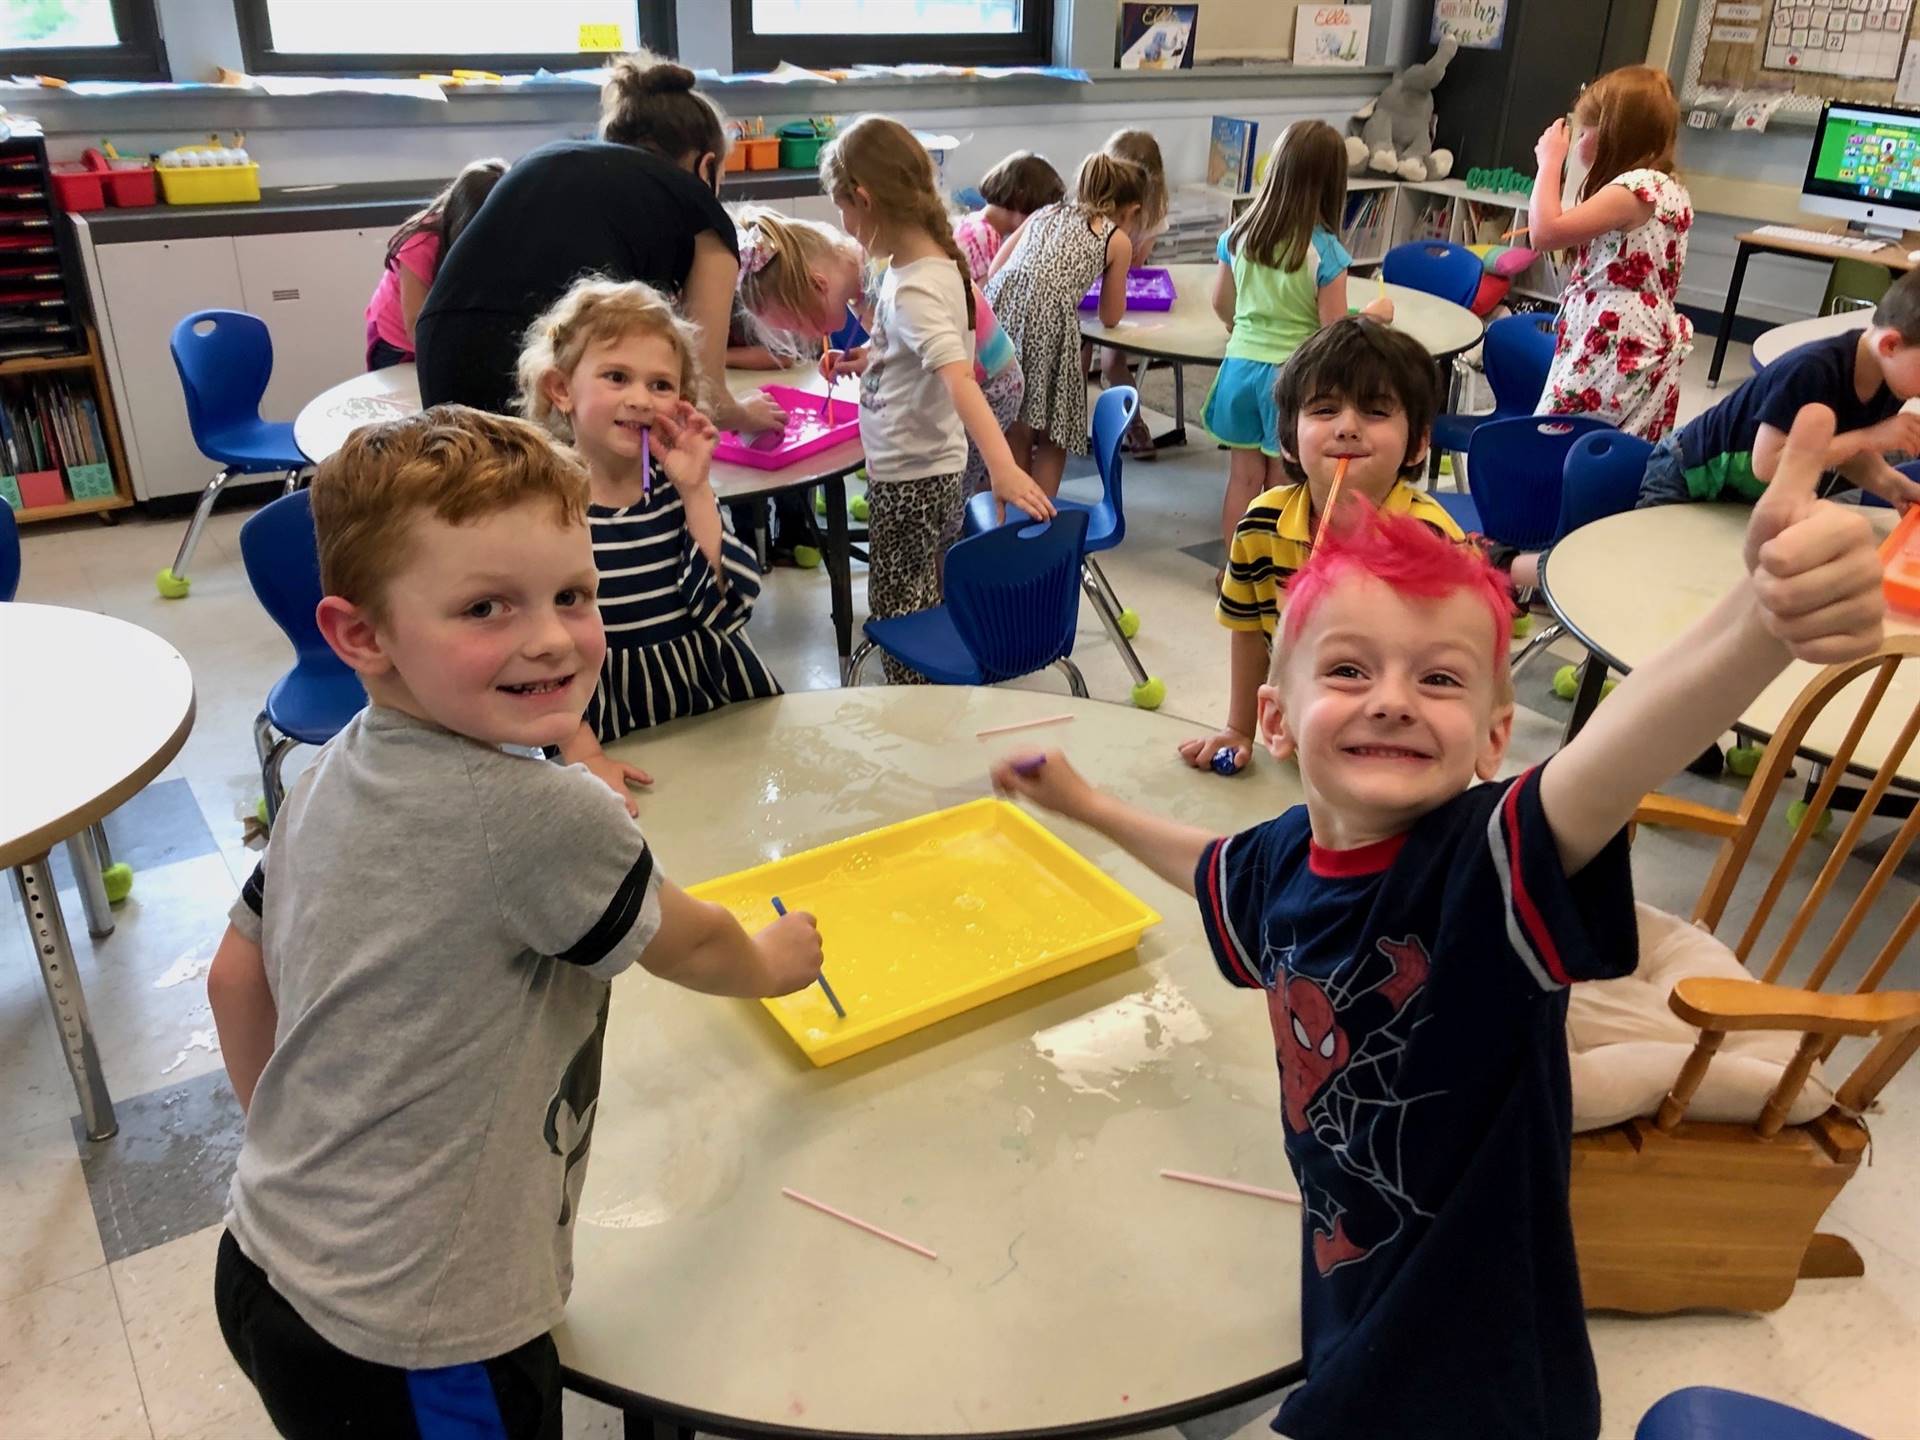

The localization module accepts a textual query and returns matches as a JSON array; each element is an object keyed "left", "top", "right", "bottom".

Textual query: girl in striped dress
[{"left": 518, "top": 277, "right": 779, "bottom": 807}]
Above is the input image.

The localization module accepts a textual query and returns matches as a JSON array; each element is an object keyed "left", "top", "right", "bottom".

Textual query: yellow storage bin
[
  {"left": 157, "top": 162, "right": 261, "bottom": 205},
  {"left": 689, "top": 797, "right": 1162, "bottom": 1066}
]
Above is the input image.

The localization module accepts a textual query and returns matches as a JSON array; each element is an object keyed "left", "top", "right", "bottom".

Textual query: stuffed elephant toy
[{"left": 1347, "top": 35, "right": 1457, "bottom": 182}]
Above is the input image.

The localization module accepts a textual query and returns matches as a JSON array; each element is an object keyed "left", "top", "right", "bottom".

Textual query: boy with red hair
[{"left": 993, "top": 405, "right": 1885, "bottom": 1439}]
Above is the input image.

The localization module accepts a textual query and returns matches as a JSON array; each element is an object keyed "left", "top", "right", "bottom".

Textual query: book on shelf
[
  {"left": 0, "top": 372, "right": 111, "bottom": 502},
  {"left": 1207, "top": 116, "right": 1258, "bottom": 195}
]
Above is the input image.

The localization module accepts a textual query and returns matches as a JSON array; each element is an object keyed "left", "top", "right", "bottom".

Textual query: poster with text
[
  {"left": 1295, "top": 4, "right": 1371, "bottom": 64},
  {"left": 1117, "top": 3, "right": 1199, "bottom": 69},
  {"left": 1431, "top": 0, "right": 1507, "bottom": 49}
]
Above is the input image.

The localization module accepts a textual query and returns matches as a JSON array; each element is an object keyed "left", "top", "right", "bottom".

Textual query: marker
[
  {"left": 772, "top": 896, "right": 843, "bottom": 1017},
  {"left": 1012, "top": 755, "right": 1047, "bottom": 777},
  {"left": 820, "top": 335, "right": 833, "bottom": 418},
  {"left": 1313, "top": 456, "right": 1350, "bottom": 550}
]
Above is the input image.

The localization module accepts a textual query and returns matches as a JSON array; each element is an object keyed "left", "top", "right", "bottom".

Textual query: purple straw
[
  {"left": 641, "top": 426, "right": 651, "bottom": 500},
  {"left": 1013, "top": 756, "right": 1047, "bottom": 777}
]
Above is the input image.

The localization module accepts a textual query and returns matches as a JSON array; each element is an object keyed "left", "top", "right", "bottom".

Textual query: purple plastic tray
[
  {"left": 713, "top": 383, "right": 861, "bottom": 471},
  {"left": 1079, "top": 266, "right": 1177, "bottom": 313}
]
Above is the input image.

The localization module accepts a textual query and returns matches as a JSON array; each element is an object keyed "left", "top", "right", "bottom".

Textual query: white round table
[
  {"left": 293, "top": 364, "right": 422, "bottom": 464},
  {"left": 561, "top": 687, "right": 1305, "bottom": 1438},
  {"left": 1, "top": 605, "right": 196, "bottom": 1139},
  {"left": 1540, "top": 504, "right": 1915, "bottom": 779},
  {"left": 1077, "top": 263, "right": 1485, "bottom": 366},
  {"left": 294, "top": 363, "right": 872, "bottom": 681},
  {"left": 1750, "top": 309, "right": 1871, "bottom": 370}
]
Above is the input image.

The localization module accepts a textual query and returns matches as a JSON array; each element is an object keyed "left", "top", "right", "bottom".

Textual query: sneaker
[{"left": 1124, "top": 414, "right": 1156, "bottom": 458}]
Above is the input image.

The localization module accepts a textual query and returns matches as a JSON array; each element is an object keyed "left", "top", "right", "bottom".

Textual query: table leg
[
  {"left": 14, "top": 855, "right": 116, "bottom": 1140},
  {"left": 824, "top": 476, "right": 855, "bottom": 683},
  {"left": 1708, "top": 243, "right": 1752, "bottom": 388},
  {"left": 1167, "top": 362, "right": 1188, "bottom": 448},
  {"left": 65, "top": 830, "right": 114, "bottom": 940},
  {"left": 1561, "top": 654, "right": 1609, "bottom": 746}
]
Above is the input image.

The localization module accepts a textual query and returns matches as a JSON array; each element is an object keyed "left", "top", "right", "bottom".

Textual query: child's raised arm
[
  {"left": 1539, "top": 404, "right": 1885, "bottom": 873},
  {"left": 1527, "top": 120, "right": 1655, "bottom": 251},
  {"left": 992, "top": 750, "right": 1215, "bottom": 894}
]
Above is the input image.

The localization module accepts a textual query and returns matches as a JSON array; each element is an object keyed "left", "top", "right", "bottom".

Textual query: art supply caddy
[
  {"left": 154, "top": 134, "right": 260, "bottom": 205},
  {"left": 723, "top": 116, "right": 838, "bottom": 174}
]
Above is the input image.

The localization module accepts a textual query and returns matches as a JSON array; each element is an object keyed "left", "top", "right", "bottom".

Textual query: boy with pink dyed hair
[{"left": 992, "top": 404, "right": 1885, "bottom": 1440}]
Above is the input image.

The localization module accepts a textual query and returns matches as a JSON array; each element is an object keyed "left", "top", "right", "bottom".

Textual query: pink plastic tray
[
  {"left": 714, "top": 384, "right": 861, "bottom": 471},
  {"left": 1079, "top": 267, "right": 1177, "bottom": 312}
]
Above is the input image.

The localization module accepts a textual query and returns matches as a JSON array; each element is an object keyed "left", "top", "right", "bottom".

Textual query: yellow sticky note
[{"left": 578, "top": 22, "right": 625, "bottom": 51}]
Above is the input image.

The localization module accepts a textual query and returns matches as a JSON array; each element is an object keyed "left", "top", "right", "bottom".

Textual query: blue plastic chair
[
  {"left": 161, "top": 310, "right": 311, "bottom": 599},
  {"left": 1431, "top": 311, "right": 1559, "bottom": 468},
  {"left": 0, "top": 497, "right": 17, "bottom": 602},
  {"left": 1636, "top": 1387, "right": 1866, "bottom": 1440},
  {"left": 1382, "top": 239, "right": 1484, "bottom": 309},
  {"left": 849, "top": 509, "right": 1090, "bottom": 693},
  {"left": 962, "top": 386, "right": 1161, "bottom": 707},
  {"left": 1460, "top": 413, "right": 1617, "bottom": 552},
  {"left": 239, "top": 489, "right": 367, "bottom": 820}
]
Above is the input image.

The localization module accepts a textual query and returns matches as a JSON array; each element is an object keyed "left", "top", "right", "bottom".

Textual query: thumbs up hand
[{"left": 1745, "top": 403, "right": 1886, "bottom": 665}]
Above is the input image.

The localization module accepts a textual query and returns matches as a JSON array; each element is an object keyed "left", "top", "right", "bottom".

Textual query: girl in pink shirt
[
  {"left": 364, "top": 158, "right": 505, "bottom": 369},
  {"left": 951, "top": 149, "right": 1063, "bottom": 285}
]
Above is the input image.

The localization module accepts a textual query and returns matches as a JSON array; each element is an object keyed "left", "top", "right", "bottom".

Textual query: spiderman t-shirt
[{"left": 1195, "top": 766, "right": 1637, "bottom": 1440}]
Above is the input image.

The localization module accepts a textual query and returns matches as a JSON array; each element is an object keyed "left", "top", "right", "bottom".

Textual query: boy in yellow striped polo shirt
[{"left": 1182, "top": 317, "right": 1463, "bottom": 773}]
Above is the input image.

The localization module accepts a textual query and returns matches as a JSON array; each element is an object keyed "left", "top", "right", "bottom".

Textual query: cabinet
[{"left": 76, "top": 223, "right": 388, "bottom": 501}]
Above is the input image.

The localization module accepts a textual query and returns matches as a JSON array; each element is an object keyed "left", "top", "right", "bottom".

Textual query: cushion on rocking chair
[{"left": 1568, "top": 903, "right": 1835, "bottom": 1132}]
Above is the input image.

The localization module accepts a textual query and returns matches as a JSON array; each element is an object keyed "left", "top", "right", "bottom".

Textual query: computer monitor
[{"left": 1803, "top": 100, "right": 1920, "bottom": 239}]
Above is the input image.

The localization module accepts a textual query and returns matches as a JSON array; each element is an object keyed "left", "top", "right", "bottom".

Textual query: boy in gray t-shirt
[{"left": 207, "top": 407, "right": 822, "bottom": 1439}]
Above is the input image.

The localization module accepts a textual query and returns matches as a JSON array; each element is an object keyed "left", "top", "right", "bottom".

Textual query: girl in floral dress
[{"left": 1528, "top": 66, "right": 1693, "bottom": 439}]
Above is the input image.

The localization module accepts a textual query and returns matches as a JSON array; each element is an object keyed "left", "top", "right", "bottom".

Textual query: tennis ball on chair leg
[
  {"left": 101, "top": 863, "right": 133, "bottom": 904},
  {"left": 849, "top": 492, "right": 870, "bottom": 522},
  {"left": 155, "top": 568, "right": 191, "bottom": 599},
  {"left": 1116, "top": 607, "right": 1141, "bottom": 638},
  {"left": 1786, "top": 799, "right": 1832, "bottom": 837},
  {"left": 1131, "top": 676, "right": 1166, "bottom": 710},
  {"left": 1511, "top": 613, "right": 1532, "bottom": 640},
  {"left": 1552, "top": 664, "right": 1578, "bottom": 700},
  {"left": 1726, "top": 744, "right": 1763, "bottom": 778},
  {"left": 792, "top": 544, "right": 822, "bottom": 569}
]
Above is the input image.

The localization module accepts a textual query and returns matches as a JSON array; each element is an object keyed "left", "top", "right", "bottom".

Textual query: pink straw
[
  {"left": 975, "top": 713, "right": 1075, "bottom": 739},
  {"left": 1160, "top": 1169, "right": 1302, "bottom": 1206},
  {"left": 781, "top": 1187, "right": 938, "bottom": 1260}
]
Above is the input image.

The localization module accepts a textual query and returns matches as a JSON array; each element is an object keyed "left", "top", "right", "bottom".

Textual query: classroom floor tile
[{"left": 11, "top": 332, "right": 1920, "bottom": 1440}]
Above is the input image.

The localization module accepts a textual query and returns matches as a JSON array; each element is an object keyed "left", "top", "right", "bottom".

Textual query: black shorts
[{"left": 214, "top": 1230, "right": 562, "bottom": 1439}]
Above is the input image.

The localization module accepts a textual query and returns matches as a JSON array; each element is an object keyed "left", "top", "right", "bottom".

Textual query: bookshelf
[
  {"left": 0, "top": 135, "right": 133, "bottom": 524},
  {"left": 1388, "top": 179, "right": 1567, "bottom": 305}
]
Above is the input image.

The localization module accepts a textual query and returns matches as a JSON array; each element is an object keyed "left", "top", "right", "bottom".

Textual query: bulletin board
[{"left": 1681, "top": 0, "right": 1920, "bottom": 115}]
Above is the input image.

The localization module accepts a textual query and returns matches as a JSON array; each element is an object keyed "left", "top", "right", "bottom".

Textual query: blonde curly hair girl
[{"left": 514, "top": 277, "right": 704, "bottom": 440}]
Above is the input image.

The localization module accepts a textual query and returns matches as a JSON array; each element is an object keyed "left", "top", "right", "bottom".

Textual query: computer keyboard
[{"left": 1751, "top": 225, "right": 1890, "bottom": 253}]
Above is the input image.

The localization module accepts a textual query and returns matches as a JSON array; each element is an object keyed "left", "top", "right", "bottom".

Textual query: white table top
[
  {"left": 293, "top": 361, "right": 864, "bottom": 499},
  {"left": 1751, "top": 310, "right": 1871, "bottom": 370},
  {"left": 293, "top": 364, "right": 422, "bottom": 464},
  {"left": 1077, "top": 262, "right": 1484, "bottom": 365},
  {"left": 0, "top": 605, "right": 196, "bottom": 867},
  {"left": 560, "top": 687, "right": 1305, "bottom": 1434},
  {"left": 1541, "top": 504, "right": 1915, "bottom": 781}
]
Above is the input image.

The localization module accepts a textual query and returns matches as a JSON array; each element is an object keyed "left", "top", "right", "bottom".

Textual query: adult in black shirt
[{"left": 416, "top": 53, "right": 784, "bottom": 435}]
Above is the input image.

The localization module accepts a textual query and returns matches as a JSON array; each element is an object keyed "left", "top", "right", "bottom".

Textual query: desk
[
  {"left": 293, "top": 364, "right": 421, "bottom": 464},
  {"left": 560, "top": 687, "right": 1306, "bottom": 1439},
  {"left": 2, "top": 605, "right": 196, "bottom": 1140},
  {"left": 1078, "top": 265, "right": 1483, "bottom": 447},
  {"left": 295, "top": 364, "right": 870, "bottom": 682},
  {"left": 1540, "top": 505, "right": 1913, "bottom": 779},
  {"left": 1708, "top": 229, "right": 1915, "bottom": 387},
  {"left": 1750, "top": 309, "right": 1871, "bottom": 371}
]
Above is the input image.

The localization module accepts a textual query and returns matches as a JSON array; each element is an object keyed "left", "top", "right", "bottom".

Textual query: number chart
[{"left": 1763, "top": 0, "right": 1913, "bottom": 80}]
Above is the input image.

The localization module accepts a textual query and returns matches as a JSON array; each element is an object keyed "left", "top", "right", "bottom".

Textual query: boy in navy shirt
[{"left": 993, "top": 405, "right": 1885, "bottom": 1439}]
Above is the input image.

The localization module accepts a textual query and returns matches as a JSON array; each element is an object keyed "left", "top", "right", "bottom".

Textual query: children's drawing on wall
[
  {"left": 1294, "top": 4, "right": 1371, "bottom": 65},
  {"left": 1117, "top": 2, "right": 1199, "bottom": 69}
]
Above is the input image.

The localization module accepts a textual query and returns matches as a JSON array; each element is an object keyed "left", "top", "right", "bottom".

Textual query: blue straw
[{"left": 772, "top": 895, "right": 844, "bottom": 1018}]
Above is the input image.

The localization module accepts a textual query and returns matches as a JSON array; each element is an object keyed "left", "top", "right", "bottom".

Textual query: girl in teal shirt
[{"left": 1205, "top": 120, "right": 1360, "bottom": 546}]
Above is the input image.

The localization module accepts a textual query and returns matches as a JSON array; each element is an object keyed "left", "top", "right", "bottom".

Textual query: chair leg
[
  {"left": 1054, "top": 657, "right": 1089, "bottom": 698},
  {"left": 252, "top": 710, "right": 276, "bottom": 771},
  {"left": 1083, "top": 556, "right": 1127, "bottom": 618},
  {"left": 846, "top": 640, "right": 876, "bottom": 686},
  {"left": 282, "top": 467, "right": 305, "bottom": 496},
  {"left": 160, "top": 466, "right": 238, "bottom": 596},
  {"left": 262, "top": 737, "right": 298, "bottom": 823},
  {"left": 87, "top": 821, "right": 113, "bottom": 871},
  {"left": 1080, "top": 567, "right": 1150, "bottom": 688},
  {"left": 1509, "top": 620, "right": 1564, "bottom": 676}
]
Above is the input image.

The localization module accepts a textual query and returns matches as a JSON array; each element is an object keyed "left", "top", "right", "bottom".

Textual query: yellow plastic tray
[
  {"left": 156, "top": 162, "right": 260, "bottom": 205},
  {"left": 688, "top": 797, "right": 1161, "bottom": 1066}
]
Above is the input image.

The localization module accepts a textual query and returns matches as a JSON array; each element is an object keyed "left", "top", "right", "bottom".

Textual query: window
[
  {"left": 0, "top": 0, "right": 168, "bottom": 81},
  {"left": 729, "top": 0, "right": 1054, "bottom": 71},
  {"left": 234, "top": 0, "right": 677, "bottom": 77}
]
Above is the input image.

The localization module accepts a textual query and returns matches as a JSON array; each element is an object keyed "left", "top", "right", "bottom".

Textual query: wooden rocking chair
[{"left": 1571, "top": 634, "right": 1920, "bottom": 1314}]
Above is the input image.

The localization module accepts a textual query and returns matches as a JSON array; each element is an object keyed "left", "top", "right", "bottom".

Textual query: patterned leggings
[{"left": 866, "top": 470, "right": 965, "bottom": 685}]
